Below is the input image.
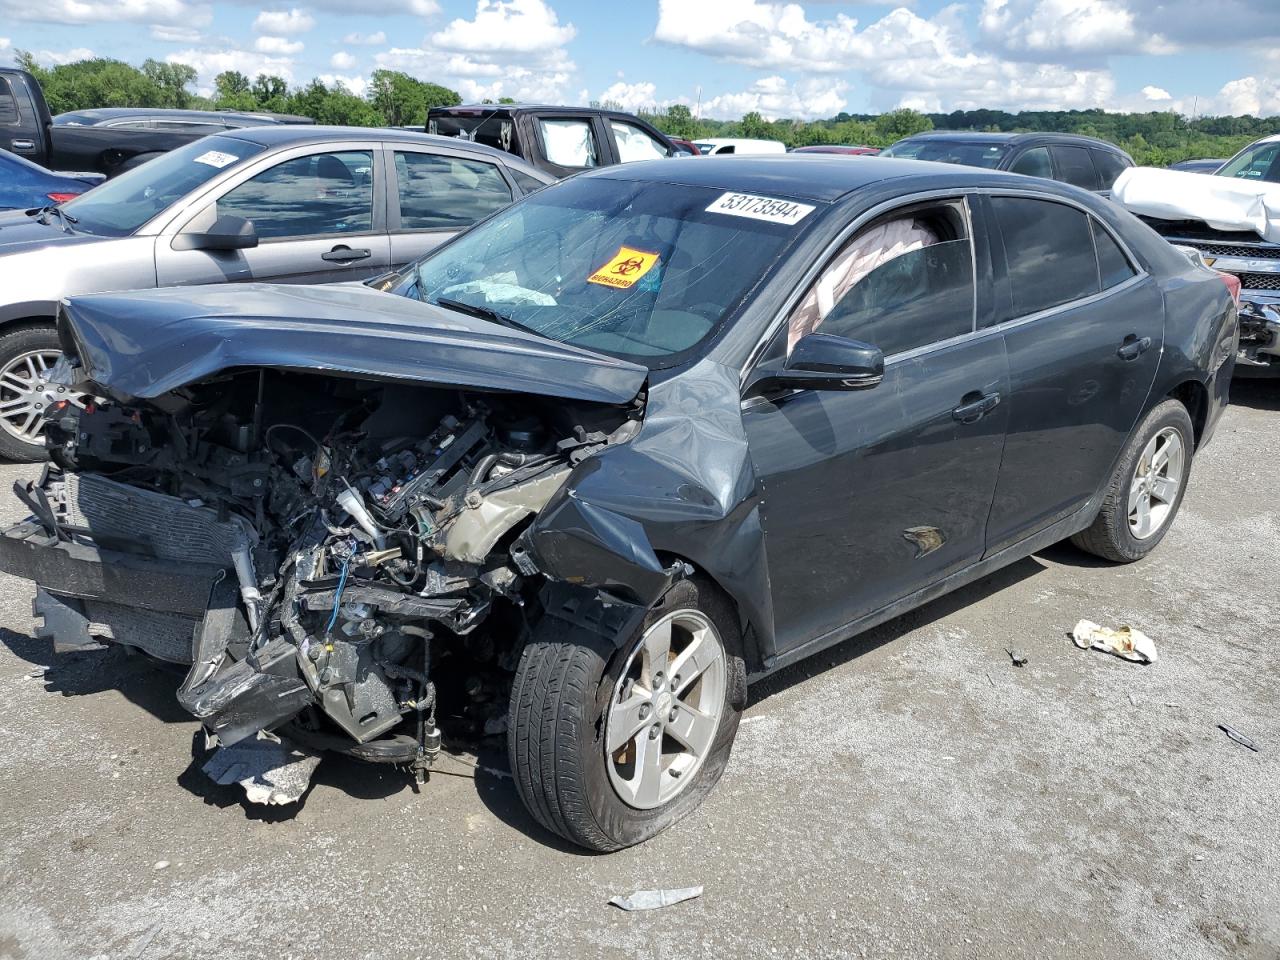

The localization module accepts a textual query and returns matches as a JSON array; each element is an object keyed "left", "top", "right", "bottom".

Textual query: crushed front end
[{"left": 4, "top": 363, "right": 641, "bottom": 797}]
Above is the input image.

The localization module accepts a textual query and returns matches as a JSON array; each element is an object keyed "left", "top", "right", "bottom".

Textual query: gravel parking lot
[{"left": 0, "top": 381, "right": 1276, "bottom": 960}]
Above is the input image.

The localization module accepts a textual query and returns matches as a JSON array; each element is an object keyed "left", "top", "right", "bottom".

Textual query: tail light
[
  {"left": 1215, "top": 270, "right": 1242, "bottom": 306},
  {"left": 46, "top": 192, "right": 80, "bottom": 204}
]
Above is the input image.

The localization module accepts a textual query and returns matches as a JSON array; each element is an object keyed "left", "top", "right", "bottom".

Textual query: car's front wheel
[
  {"left": 0, "top": 324, "right": 65, "bottom": 463},
  {"left": 1071, "top": 398, "right": 1195, "bottom": 562},
  {"left": 508, "top": 576, "right": 747, "bottom": 851}
]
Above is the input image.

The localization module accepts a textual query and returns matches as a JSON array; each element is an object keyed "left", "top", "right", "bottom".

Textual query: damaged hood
[
  {"left": 1112, "top": 166, "right": 1280, "bottom": 242},
  {"left": 60, "top": 282, "right": 648, "bottom": 405}
]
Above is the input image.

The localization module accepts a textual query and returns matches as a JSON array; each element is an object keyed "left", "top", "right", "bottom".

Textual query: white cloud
[
  {"left": 379, "top": 0, "right": 578, "bottom": 101},
  {"left": 1209, "top": 76, "right": 1280, "bottom": 116},
  {"left": 0, "top": 0, "right": 209, "bottom": 25},
  {"left": 31, "top": 46, "right": 96, "bottom": 66},
  {"left": 167, "top": 47, "right": 294, "bottom": 88},
  {"left": 255, "top": 35, "right": 303, "bottom": 54},
  {"left": 596, "top": 80, "right": 658, "bottom": 113},
  {"left": 979, "top": 0, "right": 1176, "bottom": 58},
  {"left": 1142, "top": 84, "right": 1171, "bottom": 101},
  {"left": 330, "top": 50, "right": 357, "bottom": 69},
  {"left": 656, "top": 0, "right": 1118, "bottom": 112},
  {"left": 149, "top": 24, "right": 201, "bottom": 42},
  {"left": 317, "top": 73, "right": 368, "bottom": 96},
  {"left": 431, "top": 0, "right": 575, "bottom": 55},
  {"left": 343, "top": 30, "right": 386, "bottom": 45},
  {"left": 253, "top": 8, "right": 314, "bottom": 35},
  {"left": 702, "top": 75, "right": 849, "bottom": 120}
]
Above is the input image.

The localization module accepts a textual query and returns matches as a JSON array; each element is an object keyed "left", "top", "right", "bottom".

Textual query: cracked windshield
[{"left": 412, "top": 177, "right": 810, "bottom": 364}]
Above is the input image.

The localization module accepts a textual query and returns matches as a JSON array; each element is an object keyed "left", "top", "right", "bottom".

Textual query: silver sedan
[{"left": 0, "top": 125, "right": 552, "bottom": 460}]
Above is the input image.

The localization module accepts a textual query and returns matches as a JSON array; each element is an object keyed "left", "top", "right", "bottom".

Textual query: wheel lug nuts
[
  {"left": 648, "top": 725, "right": 660, "bottom": 740},
  {"left": 639, "top": 703, "right": 650, "bottom": 719},
  {"left": 668, "top": 708, "right": 678, "bottom": 723},
  {"left": 672, "top": 674, "right": 681, "bottom": 687}
]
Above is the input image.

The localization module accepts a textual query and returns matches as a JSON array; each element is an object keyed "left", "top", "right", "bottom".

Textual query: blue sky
[{"left": 2, "top": 0, "right": 1279, "bottom": 119}]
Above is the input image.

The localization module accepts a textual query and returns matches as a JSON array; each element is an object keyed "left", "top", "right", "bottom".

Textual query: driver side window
[{"left": 785, "top": 200, "right": 976, "bottom": 357}]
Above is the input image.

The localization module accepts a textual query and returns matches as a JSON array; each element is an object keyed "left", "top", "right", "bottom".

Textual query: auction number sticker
[
  {"left": 705, "top": 192, "right": 815, "bottom": 225},
  {"left": 193, "top": 150, "right": 240, "bottom": 169},
  {"left": 587, "top": 245, "right": 661, "bottom": 289}
]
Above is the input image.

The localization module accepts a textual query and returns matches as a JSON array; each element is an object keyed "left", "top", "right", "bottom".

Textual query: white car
[{"left": 693, "top": 137, "right": 787, "bottom": 156}]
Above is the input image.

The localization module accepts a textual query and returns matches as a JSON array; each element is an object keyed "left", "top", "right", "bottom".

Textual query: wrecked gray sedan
[{"left": 0, "top": 157, "right": 1234, "bottom": 851}]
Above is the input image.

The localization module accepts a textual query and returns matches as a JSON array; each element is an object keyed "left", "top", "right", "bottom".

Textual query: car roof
[
  {"left": 55, "top": 107, "right": 312, "bottom": 125},
  {"left": 582, "top": 154, "right": 1051, "bottom": 203},
  {"left": 431, "top": 103, "right": 647, "bottom": 121},
  {"left": 215, "top": 125, "right": 553, "bottom": 181},
  {"left": 898, "top": 130, "right": 1128, "bottom": 152}
]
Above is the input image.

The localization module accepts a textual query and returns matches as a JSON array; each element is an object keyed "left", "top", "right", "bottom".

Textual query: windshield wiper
[
  {"left": 434, "top": 296, "right": 541, "bottom": 337},
  {"left": 33, "top": 205, "right": 79, "bottom": 232}
]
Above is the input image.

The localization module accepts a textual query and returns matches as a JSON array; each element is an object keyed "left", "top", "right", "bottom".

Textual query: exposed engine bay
[{"left": 24, "top": 368, "right": 640, "bottom": 794}]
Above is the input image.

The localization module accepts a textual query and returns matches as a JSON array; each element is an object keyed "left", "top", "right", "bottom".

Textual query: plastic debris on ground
[
  {"left": 1007, "top": 648, "right": 1028, "bottom": 667},
  {"left": 1218, "top": 724, "right": 1260, "bottom": 752},
  {"left": 1071, "top": 619, "right": 1157, "bottom": 664},
  {"left": 202, "top": 734, "right": 322, "bottom": 805},
  {"left": 608, "top": 886, "right": 704, "bottom": 911}
]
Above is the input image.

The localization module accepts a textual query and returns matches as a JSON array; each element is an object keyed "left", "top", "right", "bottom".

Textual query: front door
[
  {"left": 156, "top": 145, "right": 390, "bottom": 286},
  {"left": 981, "top": 194, "right": 1163, "bottom": 552},
  {"left": 742, "top": 197, "right": 1010, "bottom": 656}
]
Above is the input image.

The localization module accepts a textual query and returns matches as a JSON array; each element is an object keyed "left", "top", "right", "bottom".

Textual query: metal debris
[
  {"left": 1071, "top": 619, "right": 1157, "bottom": 664},
  {"left": 202, "top": 735, "right": 322, "bottom": 804},
  {"left": 608, "top": 886, "right": 704, "bottom": 911},
  {"left": 1218, "top": 724, "right": 1260, "bottom": 752}
]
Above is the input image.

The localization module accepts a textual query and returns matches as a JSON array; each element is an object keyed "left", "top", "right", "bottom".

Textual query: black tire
[
  {"left": 508, "top": 576, "right": 748, "bottom": 851},
  {"left": 0, "top": 324, "right": 60, "bottom": 463},
  {"left": 1071, "top": 398, "right": 1195, "bottom": 562}
]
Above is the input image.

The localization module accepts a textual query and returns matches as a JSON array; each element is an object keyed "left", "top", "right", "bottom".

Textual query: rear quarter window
[{"left": 1091, "top": 150, "right": 1131, "bottom": 190}]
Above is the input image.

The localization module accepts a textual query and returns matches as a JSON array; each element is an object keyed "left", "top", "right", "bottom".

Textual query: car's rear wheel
[
  {"left": 0, "top": 325, "right": 65, "bottom": 463},
  {"left": 1071, "top": 398, "right": 1195, "bottom": 562},
  {"left": 508, "top": 576, "right": 746, "bottom": 851}
]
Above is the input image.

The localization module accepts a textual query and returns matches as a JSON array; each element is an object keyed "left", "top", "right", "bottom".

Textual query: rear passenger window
[
  {"left": 992, "top": 197, "right": 1099, "bottom": 317},
  {"left": 0, "top": 78, "right": 19, "bottom": 125},
  {"left": 1091, "top": 150, "right": 1130, "bottom": 190},
  {"left": 788, "top": 203, "right": 975, "bottom": 357},
  {"left": 1009, "top": 147, "right": 1052, "bottom": 179},
  {"left": 1050, "top": 146, "right": 1101, "bottom": 191},
  {"left": 538, "top": 118, "right": 599, "bottom": 168},
  {"left": 394, "top": 151, "right": 512, "bottom": 230},
  {"left": 1092, "top": 219, "right": 1137, "bottom": 288}
]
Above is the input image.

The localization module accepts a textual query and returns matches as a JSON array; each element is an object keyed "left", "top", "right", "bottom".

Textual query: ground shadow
[
  {"left": 1229, "top": 377, "right": 1279, "bottom": 412},
  {"left": 1, "top": 626, "right": 191, "bottom": 723},
  {"left": 748, "top": 553, "right": 1048, "bottom": 704}
]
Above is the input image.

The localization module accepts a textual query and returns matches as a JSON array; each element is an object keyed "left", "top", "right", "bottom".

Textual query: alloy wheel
[
  {"left": 0, "top": 349, "right": 81, "bottom": 445},
  {"left": 605, "top": 608, "right": 727, "bottom": 810},
  {"left": 1128, "top": 426, "right": 1185, "bottom": 540}
]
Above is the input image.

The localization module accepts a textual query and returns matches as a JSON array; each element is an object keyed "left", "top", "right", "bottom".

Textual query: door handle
[
  {"left": 11, "top": 139, "right": 36, "bottom": 151},
  {"left": 952, "top": 391, "right": 1001, "bottom": 424},
  {"left": 321, "top": 245, "right": 371, "bottom": 263},
  {"left": 1117, "top": 334, "right": 1152, "bottom": 361}
]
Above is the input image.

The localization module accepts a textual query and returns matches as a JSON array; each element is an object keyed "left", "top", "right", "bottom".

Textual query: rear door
[
  {"left": 156, "top": 141, "right": 390, "bottom": 286},
  {"left": 742, "top": 194, "right": 1011, "bottom": 655},
  {"left": 385, "top": 145, "right": 515, "bottom": 269},
  {"left": 981, "top": 193, "right": 1162, "bottom": 553},
  {"left": 0, "top": 74, "right": 43, "bottom": 162}
]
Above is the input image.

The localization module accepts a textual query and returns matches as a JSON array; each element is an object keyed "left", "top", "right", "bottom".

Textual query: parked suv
[
  {"left": 0, "top": 126, "right": 552, "bottom": 460},
  {"left": 427, "top": 103, "right": 677, "bottom": 178},
  {"left": 881, "top": 132, "right": 1134, "bottom": 194}
]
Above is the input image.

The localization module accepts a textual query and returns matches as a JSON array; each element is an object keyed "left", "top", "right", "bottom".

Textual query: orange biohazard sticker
[{"left": 587, "top": 246, "right": 660, "bottom": 289}]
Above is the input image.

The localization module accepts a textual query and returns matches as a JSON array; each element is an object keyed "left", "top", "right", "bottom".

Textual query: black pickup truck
[
  {"left": 427, "top": 104, "right": 678, "bottom": 178},
  {"left": 0, "top": 68, "right": 311, "bottom": 177}
]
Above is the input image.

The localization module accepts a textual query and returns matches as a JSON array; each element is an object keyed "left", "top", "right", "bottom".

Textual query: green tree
[
  {"left": 213, "top": 71, "right": 257, "bottom": 112},
  {"left": 287, "top": 79, "right": 383, "bottom": 126},
  {"left": 367, "top": 69, "right": 460, "bottom": 127},
  {"left": 872, "top": 108, "right": 933, "bottom": 144},
  {"left": 251, "top": 74, "right": 290, "bottom": 113},
  {"left": 657, "top": 103, "right": 700, "bottom": 140},
  {"left": 740, "top": 110, "right": 769, "bottom": 139},
  {"left": 24, "top": 57, "right": 163, "bottom": 113},
  {"left": 141, "top": 59, "right": 196, "bottom": 108}
]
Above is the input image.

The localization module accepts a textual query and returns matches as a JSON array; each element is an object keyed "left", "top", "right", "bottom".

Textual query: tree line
[{"left": 14, "top": 51, "right": 1277, "bottom": 165}]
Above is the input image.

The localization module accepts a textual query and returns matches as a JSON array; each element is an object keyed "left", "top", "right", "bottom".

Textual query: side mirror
[
  {"left": 172, "top": 215, "right": 259, "bottom": 252},
  {"left": 747, "top": 333, "right": 884, "bottom": 395}
]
